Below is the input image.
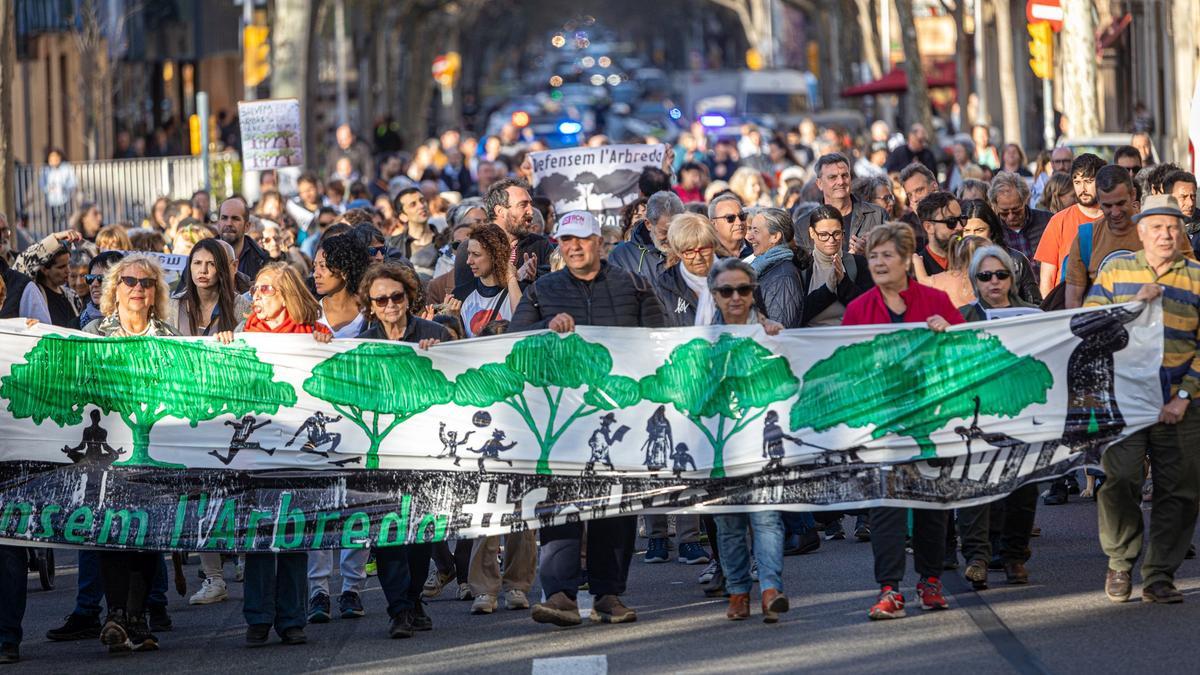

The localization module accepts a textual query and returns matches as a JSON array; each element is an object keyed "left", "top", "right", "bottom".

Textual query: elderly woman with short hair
[
  {"left": 744, "top": 207, "right": 805, "bottom": 328},
  {"left": 653, "top": 213, "right": 724, "bottom": 327},
  {"left": 956, "top": 245, "right": 1042, "bottom": 589}
]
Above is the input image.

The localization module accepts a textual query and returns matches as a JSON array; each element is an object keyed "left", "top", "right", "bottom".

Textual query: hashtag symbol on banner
[{"left": 461, "top": 482, "right": 516, "bottom": 530}]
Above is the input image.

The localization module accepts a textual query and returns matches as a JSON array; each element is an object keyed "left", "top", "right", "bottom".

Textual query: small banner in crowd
[
  {"left": 0, "top": 303, "right": 1164, "bottom": 552},
  {"left": 530, "top": 144, "right": 665, "bottom": 227},
  {"left": 237, "top": 98, "right": 304, "bottom": 171}
]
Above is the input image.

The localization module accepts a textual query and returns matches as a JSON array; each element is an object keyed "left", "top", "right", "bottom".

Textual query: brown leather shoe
[
  {"left": 726, "top": 593, "right": 750, "bottom": 620},
  {"left": 964, "top": 559, "right": 989, "bottom": 589},
  {"left": 1004, "top": 561, "right": 1029, "bottom": 585},
  {"left": 760, "top": 588, "right": 789, "bottom": 624},
  {"left": 1105, "top": 568, "right": 1132, "bottom": 603},
  {"left": 531, "top": 591, "right": 581, "bottom": 627},
  {"left": 590, "top": 595, "right": 637, "bottom": 624},
  {"left": 1142, "top": 580, "right": 1184, "bottom": 604}
]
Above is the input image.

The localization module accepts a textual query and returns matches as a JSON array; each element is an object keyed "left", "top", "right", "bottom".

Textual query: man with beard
[
  {"left": 452, "top": 178, "right": 553, "bottom": 294},
  {"left": 218, "top": 196, "right": 269, "bottom": 280},
  {"left": 1033, "top": 153, "right": 1106, "bottom": 296},
  {"left": 914, "top": 191, "right": 964, "bottom": 276}
]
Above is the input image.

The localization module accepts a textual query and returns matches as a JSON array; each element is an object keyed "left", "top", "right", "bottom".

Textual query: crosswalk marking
[{"left": 532, "top": 655, "right": 608, "bottom": 675}]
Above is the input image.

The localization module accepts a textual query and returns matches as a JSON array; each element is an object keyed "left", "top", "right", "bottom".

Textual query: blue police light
[
  {"left": 558, "top": 121, "right": 583, "bottom": 135},
  {"left": 669, "top": 107, "right": 682, "bottom": 120},
  {"left": 699, "top": 113, "right": 727, "bottom": 128}
]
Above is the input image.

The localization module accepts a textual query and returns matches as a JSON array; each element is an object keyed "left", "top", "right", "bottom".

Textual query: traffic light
[
  {"left": 244, "top": 25, "right": 270, "bottom": 88},
  {"left": 1028, "top": 21, "right": 1053, "bottom": 80}
]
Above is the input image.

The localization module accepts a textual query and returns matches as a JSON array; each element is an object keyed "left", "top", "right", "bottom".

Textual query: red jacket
[{"left": 841, "top": 279, "right": 965, "bottom": 327}]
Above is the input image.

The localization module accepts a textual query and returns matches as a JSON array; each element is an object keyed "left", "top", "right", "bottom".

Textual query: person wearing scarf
[
  {"left": 745, "top": 208, "right": 804, "bottom": 328},
  {"left": 800, "top": 204, "right": 873, "bottom": 326}
]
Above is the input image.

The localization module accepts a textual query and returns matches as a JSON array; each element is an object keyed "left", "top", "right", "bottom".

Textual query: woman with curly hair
[
  {"left": 313, "top": 232, "right": 370, "bottom": 337},
  {"left": 447, "top": 223, "right": 526, "bottom": 337}
]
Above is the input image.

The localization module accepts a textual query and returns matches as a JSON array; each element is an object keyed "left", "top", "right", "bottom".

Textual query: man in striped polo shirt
[{"left": 1084, "top": 194, "right": 1200, "bottom": 605}]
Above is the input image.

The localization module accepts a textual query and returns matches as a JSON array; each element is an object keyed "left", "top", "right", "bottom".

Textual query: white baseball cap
[{"left": 554, "top": 210, "right": 601, "bottom": 239}]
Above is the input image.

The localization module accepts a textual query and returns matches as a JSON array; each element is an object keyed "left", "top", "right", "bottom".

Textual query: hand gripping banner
[{"left": 0, "top": 302, "right": 1164, "bottom": 552}]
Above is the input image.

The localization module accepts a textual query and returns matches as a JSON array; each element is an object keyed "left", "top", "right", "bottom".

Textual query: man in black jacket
[
  {"left": 453, "top": 178, "right": 554, "bottom": 296},
  {"left": 794, "top": 153, "right": 887, "bottom": 254},
  {"left": 608, "top": 190, "right": 682, "bottom": 284},
  {"left": 884, "top": 123, "right": 938, "bottom": 175},
  {"left": 218, "top": 196, "right": 270, "bottom": 281},
  {"left": 989, "top": 171, "right": 1051, "bottom": 272},
  {"left": 512, "top": 211, "right": 667, "bottom": 627}
]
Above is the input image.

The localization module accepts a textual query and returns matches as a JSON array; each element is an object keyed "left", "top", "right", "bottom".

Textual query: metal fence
[{"left": 16, "top": 153, "right": 240, "bottom": 238}]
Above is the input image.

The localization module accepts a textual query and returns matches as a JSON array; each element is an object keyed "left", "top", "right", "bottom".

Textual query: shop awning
[{"left": 841, "top": 61, "right": 958, "bottom": 97}]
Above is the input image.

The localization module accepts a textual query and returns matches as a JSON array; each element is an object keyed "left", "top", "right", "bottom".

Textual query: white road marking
[{"left": 532, "top": 655, "right": 608, "bottom": 675}]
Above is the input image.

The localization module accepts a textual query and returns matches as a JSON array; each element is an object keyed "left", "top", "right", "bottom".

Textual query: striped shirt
[{"left": 1085, "top": 250, "right": 1200, "bottom": 403}]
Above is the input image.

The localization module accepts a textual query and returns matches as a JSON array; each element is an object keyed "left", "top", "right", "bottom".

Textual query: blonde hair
[
  {"left": 666, "top": 213, "right": 722, "bottom": 260},
  {"left": 99, "top": 254, "right": 172, "bottom": 319},
  {"left": 729, "top": 167, "right": 769, "bottom": 206},
  {"left": 95, "top": 224, "right": 132, "bottom": 252},
  {"left": 704, "top": 180, "right": 731, "bottom": 203},
  {"left": 173, "top": 223, "right": 215, "bottom": 249},
  {"left": 865, "top": 221, "right": 917, "bottom": 260},
  {"left": 256, "top": 262, "right": 320, "bottom": 326}
]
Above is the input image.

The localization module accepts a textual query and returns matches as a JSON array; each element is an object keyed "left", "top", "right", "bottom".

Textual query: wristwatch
[{"left": 1178, "top": 389, "right": 1192, "bottom": 401}]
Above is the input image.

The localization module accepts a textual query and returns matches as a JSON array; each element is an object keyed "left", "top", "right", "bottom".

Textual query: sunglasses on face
[
  {"left": 368, "top": 246, "right": 387, "bottom": 257},
  {"left": 974, "top": 270, "right": 1012, "bottom": 282},
  {"left": 85, "top": 273, "right": 104, "bottom": 284},
  {"left": 713, "top": 212, "right": 746, "bottom": 225},
  {"left": 812, "top": 230, "right": 844, "bottom": 242},
  {"left": 713, "top": 283, "right": 757, "bottom": 299},
  {"left": 928, "top": 215, "right": 967, "bottom": 229},
  {"left": 251, "top": 284, "right": 278, "bottom": 297},
  {"left": 371, "top": 292, "right": 407, "bottom": 307},
  {"left": 119, "top": 276, "right": 156, "bottom": 289}
]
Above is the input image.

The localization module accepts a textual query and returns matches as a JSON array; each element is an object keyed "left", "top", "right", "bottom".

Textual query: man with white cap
[
  {"left": 511, "top": 210, "right": 668, "bottom": 627},
  {"left": 1085, "top": 193, "right": 1200, "bottom": 605}
]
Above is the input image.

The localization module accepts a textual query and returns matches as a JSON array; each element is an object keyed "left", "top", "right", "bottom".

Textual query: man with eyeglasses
[
  {"left": 915, "top": 191, "right": 964, "bottom": 276},
  {"left": 989, "top": 172, "right": 1052, "bottom": 272},
  {"left": 707, "top": 193, "right": 752, "bottom": 258},
  {"left": 795, "top": 153, "right": 886, "bottom": 254},
  {"left": 512, "top": 211, "right": 667, "bottom": 628}
]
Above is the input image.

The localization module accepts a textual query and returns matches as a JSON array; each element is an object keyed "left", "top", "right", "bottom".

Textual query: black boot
[
  {"left": 126, "top": 613, "right": 159, "bottom": 652},
  {"left": 100, "top": 609, "right": 131, "bottom": 653}
]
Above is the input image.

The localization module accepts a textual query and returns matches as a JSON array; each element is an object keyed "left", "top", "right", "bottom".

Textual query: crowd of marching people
[{"left": 1, "top": 113, "right": 1199, "bottom": 664}]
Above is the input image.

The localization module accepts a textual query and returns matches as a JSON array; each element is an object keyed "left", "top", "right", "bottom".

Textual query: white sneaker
[
  {"left": 456, "top": 582, "right": 473, "bottom": 601},
  {"left": 698, "top": 559, "right": 720, "bottom": 584},
  {"left": 189, "top": 577, "right": 228, "bottom": 605},
  {"left": 471, "top": 593, "right": 497, "bottom": 614},
  {"left": 505, "top": 589, "right": 529, "bottom": 610}
]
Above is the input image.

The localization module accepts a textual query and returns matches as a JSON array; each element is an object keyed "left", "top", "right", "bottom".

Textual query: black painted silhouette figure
[
  {"left": 438, "top": 422, "right": 475, "bottom": 466},
  {"left": 584, "top": 413, "right": 630, "bottom": 476},
  {"left": 286, "top": 411, "right": 343, "bottom": 457},
  {"left": 641, "top": 406, "right": 673, "bottom": 471},
  {"left": 209, "top": 415, "right": 275, "bottom": 465},
  {"left": 671, "top": 442, "right": 697, "bottom": 478},
  {"left": 61, "top": 409, "right": 124, "bottom": 466},
  {"left": 761, "top": 410, "right": 803, "bottom": 472},
  {"left": 464, "top": 429, "right": 517, "bottom": 474},
  {"left": 1062, "top": 307, "right": 1136, "bottom": 448}
]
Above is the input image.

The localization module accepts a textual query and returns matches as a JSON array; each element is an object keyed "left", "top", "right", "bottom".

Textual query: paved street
[{"left": 11, "top": 496, "right": 1200, "bottom": 674}]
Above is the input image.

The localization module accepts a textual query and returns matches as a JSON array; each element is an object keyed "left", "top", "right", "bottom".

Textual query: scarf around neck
[
  {"left": 679, "top": 264, "right": 716, "bottom": 326},
  {"left": 242, "top": 308, "right": 321, "bottom": 334},
  {"left": 750, "top": 245, "right": 794, "bottom": 274},
  {"left": 809, "top": 248, "right": 837, "bottom": 293}
]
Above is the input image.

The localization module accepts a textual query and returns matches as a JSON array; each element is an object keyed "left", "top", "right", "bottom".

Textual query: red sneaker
[
  {"left": 917, "top": 577, "right": 949, "bottom": 611},
  {"left": 868, "top": 586, "right": 906, "bottom": 620}
]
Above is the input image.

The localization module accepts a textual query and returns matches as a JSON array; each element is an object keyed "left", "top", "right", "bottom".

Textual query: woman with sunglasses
[
  {"left": 77, "top": 251, "right": 124, "bottom": 327},
  {"left": 744, "top": 207, "right": 804, "bottom": 328},
  {"left": 354, "top": 261, "right": 449, "bottom": 637},
  {"left": 841, "top": 222, "right": 963, "bottom": 622},
  {"left": 800, "top": 204, "right": 873, "bottom": 327},
  {"left": 81, "top": 254, "right": 176, "bottom": 653},
  {"left": 447, "top": 223, "right": 525, "bottom": 337},
  {"left": 653, "top": 213, "right": 723, "bottom": 327},
  {"left": 703, "top": 257, "right": 789, "bottom": 623},
  {"left": 958, "top": 200, "right": 1041, "bottom": 304},
  {"left": 956, "top": 246, "right": 1042, "bottom": 589},
  {"left": 215, "top": 263, "right": 329, "bottom": 647}
]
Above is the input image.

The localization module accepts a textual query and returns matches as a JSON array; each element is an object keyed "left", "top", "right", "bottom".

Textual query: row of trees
[{"left": 1, "top": 328, "right": 1051, "bottom": 478}]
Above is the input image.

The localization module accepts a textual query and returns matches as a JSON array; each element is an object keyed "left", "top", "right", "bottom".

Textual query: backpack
[{"left": 1041, "top": 221, "right": 1095, "bottom": 311}]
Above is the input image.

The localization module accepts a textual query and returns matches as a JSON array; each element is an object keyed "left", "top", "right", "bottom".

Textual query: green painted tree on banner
[
  {"left": 302, "top": 342, "right": 454, "bottom": 469},
  {"left": 791, "top": 329, "right": 1054, "bottom": 458},
  {"left": 0, "top": 335, "right": 297, "bottom": 468},
  {"left": 454, "top": 332, "right": 640, "bottom": 475},
  {"left": 639, "top": 333, "right": 799, "bottom": 478}
]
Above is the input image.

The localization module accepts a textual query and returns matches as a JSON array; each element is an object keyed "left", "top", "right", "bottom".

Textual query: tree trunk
[
  {"left": 993, "top": 0, "right": 1021, "bottom": 144},
  {"left": 853, "top": 0, "right": 883, "bottom": 79},
  {"left": 1060, "top": 0, "right": 1098, "bottom": 137},
  {"left": 895, "top": 0, "right": 934, "bottom": 134},
  {"left": 271, "top": 0, "right": 318, "bottom": 168},
  {"left": 952, "top": 0, "right": 970, "bottom": 129},
  {"left": 1169, "top": 0, "right": 1198, "bottom": 165},
  {"left": 0, "top": 0, "right": 14, "bottom": 220}
]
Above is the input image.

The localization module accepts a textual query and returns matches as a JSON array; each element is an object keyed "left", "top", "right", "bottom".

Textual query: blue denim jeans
[
  {"left": 0, "top": 546, "right": 27, "bottom": 646},
  {"left": 243, "top": 553, "right": 307, "bottom": 633},
  {"left": 75, "top": 551, "right": 167, "bottom": 616},
  {"left": 715, "top": 511, "right": 784, "bottom": 595}
]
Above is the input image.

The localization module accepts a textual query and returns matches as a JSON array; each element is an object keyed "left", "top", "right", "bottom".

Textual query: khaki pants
[
  {"left": 468, "top": 531, "right": 537, "bottom": 597},
  {"left": 1098, "top": 408, "right": 1200, "bottom": 586}
]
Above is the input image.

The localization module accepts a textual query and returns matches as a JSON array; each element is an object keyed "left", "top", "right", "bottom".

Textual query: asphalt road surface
[{"left": 11, "top": 496, "right": 1200, "bottom": 674}]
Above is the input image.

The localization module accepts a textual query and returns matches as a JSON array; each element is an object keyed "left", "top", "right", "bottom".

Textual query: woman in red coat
[{"left": 841, "top": 222, "right": 963, "bottom": 622}]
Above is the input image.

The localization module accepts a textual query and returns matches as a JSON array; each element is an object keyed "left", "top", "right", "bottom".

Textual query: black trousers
[
  {"left": 99, "top": 551, "right": 159, "bottom": 616},
  {"left": 539, "top": 516, "right": 636, "bottom": 600},
  {"left": 431, "top": 539, "right": 473, "bottom": 584},
  {"left": 870, "top": 507, "right": 947, "bottom": 588},
  {"left": 958, "top": 483, "right": 1038, "bottom": 564},
  {"left": 375, "top": 542, "right": 432, "bottom": 618}
]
